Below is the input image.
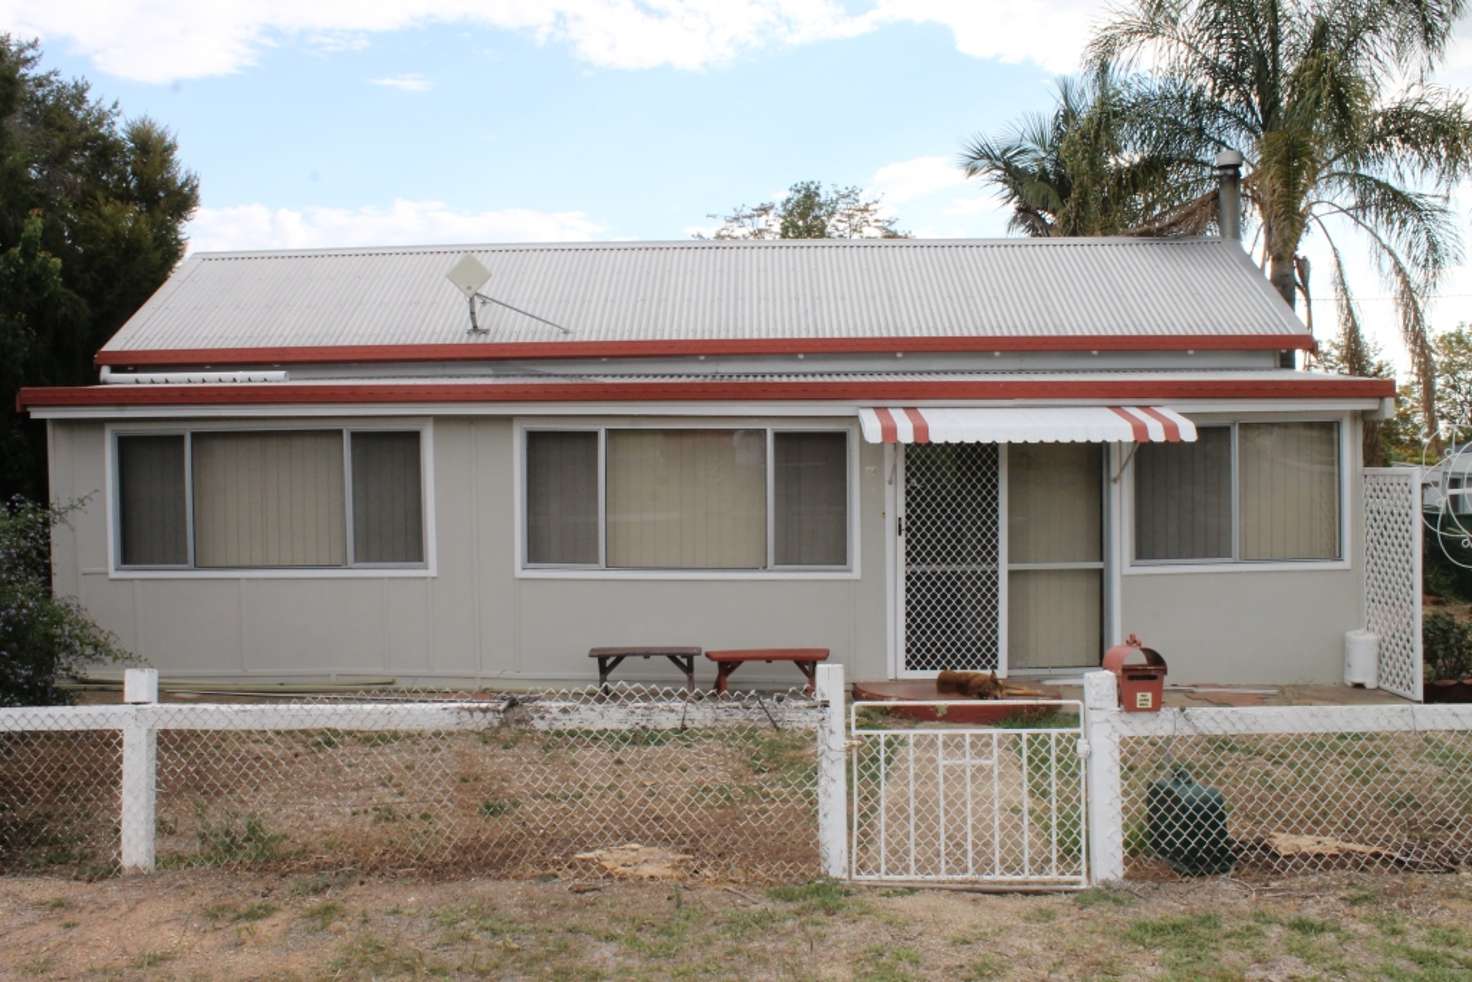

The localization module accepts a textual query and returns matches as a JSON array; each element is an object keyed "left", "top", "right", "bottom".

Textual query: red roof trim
[
  {"left": 17, "top": 376, "right": 1395, "bottom": 412},
  {"left": 93, "top": 333, "right": 1318, "bottom": 368}
]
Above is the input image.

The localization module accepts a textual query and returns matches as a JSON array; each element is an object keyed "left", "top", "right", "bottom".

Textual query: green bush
[
  {"left": 1423, "top": 612, "right": 1472, "bottom": 682},
  {"left": 0, "top": 496, "right": 133, "bottom": 706},
  {"left": 1425, "top": 525, "right": 1472, "bottom": 604}
]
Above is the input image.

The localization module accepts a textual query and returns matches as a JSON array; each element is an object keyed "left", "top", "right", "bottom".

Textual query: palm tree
[
  {"left": 959, "top": 68, "right": 1202, "bottom": 237},
  {"left": 1089, "top": 0, "right": 1472, "bottom": 444}
]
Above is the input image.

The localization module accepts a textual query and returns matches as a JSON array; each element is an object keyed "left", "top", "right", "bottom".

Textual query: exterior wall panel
[{"left": 49, "top": 412, "right": 1364, "bottom": 688}]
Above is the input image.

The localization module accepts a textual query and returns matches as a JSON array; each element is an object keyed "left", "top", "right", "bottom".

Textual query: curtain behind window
[
  {"left": 192, "top": 431, "right": 346, "bottom": 567},
  {"left": 773, "top": 432, "right": 847, "bottom": 566},
  {"left": 351, "top": 432, "right": 423, "bottom": 564},
  {"left": 525, "top": 431, "right": 600, "bottom": 565},
  {"left": 1134, "top": 427, "right": 1232, "bottom": 560},
  {"left": 606, "top": 429, "right": 765, "bottom": 569},
  {"left": 117, "top": 434, "right": 188, "bottom": 566},
  {"left": 1240, "top": 422, "right": 1339, "bottom": 560}
]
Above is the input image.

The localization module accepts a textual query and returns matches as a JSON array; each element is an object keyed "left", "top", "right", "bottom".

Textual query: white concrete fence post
[
  {"left": 814, "top": 663, "right": 848, "bottom": 879},
  {"left": 120, "top": 668, "right": 159, "bottom": 873},
  {"left": 1083, "top": 669, "right": 1125, "bottom": 884}
]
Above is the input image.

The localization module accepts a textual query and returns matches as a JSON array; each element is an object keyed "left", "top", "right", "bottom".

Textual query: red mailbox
[{"left": 1103, "top": 634, "right": 1167, "bottom": 713}]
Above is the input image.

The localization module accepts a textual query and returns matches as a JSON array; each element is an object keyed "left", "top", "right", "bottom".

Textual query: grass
[
  {"left": 766, "top": 879, "right": 854, "bottom": 915},
  {"left": 202, "top": 900, "right": 279, "bottom": 924},
  {"left": 301, "top": 900, "right": 343, "bottom": 931},
  {"left": 6, "top": 870, "right": 1472, "bottom": 980}
]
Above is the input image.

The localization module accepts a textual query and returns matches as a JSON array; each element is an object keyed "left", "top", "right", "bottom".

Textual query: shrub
[
  {"left": 1423, "top": 612, "right": 1472, "bottom": 682},
  {"left": 0, "top": 496, "right": 133, "bottom": 706}
]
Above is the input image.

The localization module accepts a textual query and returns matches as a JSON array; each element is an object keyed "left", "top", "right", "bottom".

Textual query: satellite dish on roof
[
  {"left": 446, "top": 253, "right": 492, "bottom": 300},
  {"left": 444, "top": 252, "right": 571, "bottom": 336}
]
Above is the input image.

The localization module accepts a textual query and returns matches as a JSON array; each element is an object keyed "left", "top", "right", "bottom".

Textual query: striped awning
[{"left": 858, "top": 406, "right": 1196, "bottom": 444}]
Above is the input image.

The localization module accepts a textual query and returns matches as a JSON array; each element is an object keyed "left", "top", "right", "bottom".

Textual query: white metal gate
[
  {"left": 899, "top": 443, "right": 1005, "bottom": 675},
  {"left": 1363, "top": 468, "right": 1424, "bottom": 701},
  {"left": 849, "top": 700, "right": 1088, "bottom": 886}
]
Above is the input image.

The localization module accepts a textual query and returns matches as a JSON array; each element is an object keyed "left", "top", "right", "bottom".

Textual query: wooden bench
[
  {"left": 704, "top": 648, "right": 830, "bottom": 694},
  {"left": 588, "top": 647, "right": 702, "bottom": 692}
]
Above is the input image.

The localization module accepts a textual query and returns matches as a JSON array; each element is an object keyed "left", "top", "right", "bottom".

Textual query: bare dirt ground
[{"left": 4, "top": 869, "right": 1472, "bottom": 980}]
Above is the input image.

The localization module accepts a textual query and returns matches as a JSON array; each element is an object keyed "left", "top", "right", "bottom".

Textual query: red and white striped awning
[{"left": 858, "top": 406, "right": 1196, "bottom": 444}]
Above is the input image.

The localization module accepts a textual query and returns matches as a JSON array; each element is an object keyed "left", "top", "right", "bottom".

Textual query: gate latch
[{"left": 1075, "top": 738, "right": 1090, "bottom": 759}]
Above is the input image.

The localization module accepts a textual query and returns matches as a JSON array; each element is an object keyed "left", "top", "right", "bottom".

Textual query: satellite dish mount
[{"left": 445, "top": 254, "right": 570, "bottom": 335}]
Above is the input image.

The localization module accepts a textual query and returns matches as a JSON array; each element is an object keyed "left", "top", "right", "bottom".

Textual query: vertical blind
[
  {"left": 606, "top": 429, "right": 767, "bottom": 569},
  {"left": 1007, "top": 569, "right": 1102, "bottom": 669},
  {"left": 1006, "top": 443, "right": 1103, "bottom": 668},
  {"left": 1133, "top": 421, "right": 1339, "bottom": 562},
  {"left": 1240, "top": 421, "right": 1339, "bottom": 560},
  {"left": 117, "top": 435, "right": 189, "bottom": 566},
  {"left": 117, "top": 428, "right": 427, "bottom": 569},
  {"left": 351, "top": 431, "right": 424, "bottom": 564},
  {"left": 1134, "top": 427, "right": 1233, "bottom": 561},
  {"left": 525, "top": 431, "right": 600, "bottom": 565},
  {"left": 773, "top": 432, "right": 848, "bottom": 566},
  {"left": 192, "top": 431, "right": 347, "bottom": 568}
]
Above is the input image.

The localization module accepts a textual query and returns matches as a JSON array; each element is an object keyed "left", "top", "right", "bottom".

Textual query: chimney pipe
[{"left": 1215, "top": 150, "right": 1243, "bottom": 241}]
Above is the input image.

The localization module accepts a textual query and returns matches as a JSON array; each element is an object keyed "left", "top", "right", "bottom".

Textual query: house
[
  {"left": 17, "top": 167, "right": 1400, "bottom": 689},
  {"left": 1423, "top": 444, "right": 1472, "bottom": 518}
]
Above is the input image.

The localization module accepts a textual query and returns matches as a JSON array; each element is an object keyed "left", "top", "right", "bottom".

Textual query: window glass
[
  {"left": 351, "top": 432, "right": 424, "bottom": 564},
  {"left": 525, "top": 431, "right": 599, "bottom": 565},
  {"left": 1239, "top": 422, "right": 1339, "bottom": 560},
  {"left": 117, "top": 434, "right": 188, "bottom": 566},
  {"left": 1009, "top": 443, "right": 1101, "bottom": 564},
  {"left": 773, "top": 431, "right": 848, "bottom": 566},
  {"left": 1134, "top": 427, "right": 1233, "bottom": 561},
  {"left": 192, "top": 431, "right": 346, "bottom": 567},
  {"left": 606, "top": 429, "right": 766, "bottom": 569}
]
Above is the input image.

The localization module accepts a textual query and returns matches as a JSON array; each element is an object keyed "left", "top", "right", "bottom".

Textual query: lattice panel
[
  {"left": 903, "top": 443, "right": 1002, "bottom": 672},
  {"left": 1364, "top": 469, "right": 1423, "bottom": 701}
]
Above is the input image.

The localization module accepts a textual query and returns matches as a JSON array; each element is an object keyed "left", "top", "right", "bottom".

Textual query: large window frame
[
  {"left": 514, "top": 419, "right": 861, "bottom": 579},
  {"left": 105, "top": 420, "right": 436, "bottom": 579},
  {"left": 1123, "top": 412, "right": 1351, "bottom": 575}
]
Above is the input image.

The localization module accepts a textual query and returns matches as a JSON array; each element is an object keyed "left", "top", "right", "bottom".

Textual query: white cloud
[
  {"left": 370, "top": 72, "right": 433, "bottom": 92},
  {"left": 1, "top": 1, "right": 1097, "bottom": 84},
  {"left": 185, "top": 199, "right": 608, "bottom": 253},
  {"left": 867, "top": 154, "right": 968, "bottom": 205}
]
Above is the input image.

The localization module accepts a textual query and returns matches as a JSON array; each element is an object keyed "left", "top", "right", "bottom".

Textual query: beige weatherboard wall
[
  {"left": 48, "top": 408, "right": 1367, "bottom": 688},
  {"left": 48, "top": 414, "right": 890, "bottom": 687}
]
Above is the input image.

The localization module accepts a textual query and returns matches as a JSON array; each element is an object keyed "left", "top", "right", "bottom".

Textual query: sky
[{"left": 5, "top": 0, "right": 1472, "bottom": 372}]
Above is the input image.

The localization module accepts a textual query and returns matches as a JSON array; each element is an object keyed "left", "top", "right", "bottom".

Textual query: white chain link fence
[
  {"left": 1, "top": 684, "right": 826, "bottom": 883},
  {"left": 1112, "top": 705, "right": 1472, "bottom": 879}
]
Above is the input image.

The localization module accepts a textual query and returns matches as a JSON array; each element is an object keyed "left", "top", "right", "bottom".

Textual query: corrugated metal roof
[{"left": 101, "top": 237, "right": 1308, "bottom": 354}]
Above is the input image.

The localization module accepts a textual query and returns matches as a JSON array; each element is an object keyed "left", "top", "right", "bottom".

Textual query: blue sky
[
  {"left": 7, "top": 1, "right": 1472, "bottom": 367},
  {"left": 13, "top": 7, "right": 1073, "bottom": 247}
]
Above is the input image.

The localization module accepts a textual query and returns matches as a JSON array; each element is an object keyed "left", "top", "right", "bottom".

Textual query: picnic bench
[
  {"left": 588, "top": 646, "right": 702, "bottom": 692},
  {"left": 704, "top": 648, "right": 830, "bottom": 694}
]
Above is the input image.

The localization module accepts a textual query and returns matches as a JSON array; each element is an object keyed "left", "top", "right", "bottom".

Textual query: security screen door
[
  {"left": 899, "top": 443, "right": 1104, "bottom": 676},
  {"left": 900, "top": 443, "right": 1005, "bottom": 674}
]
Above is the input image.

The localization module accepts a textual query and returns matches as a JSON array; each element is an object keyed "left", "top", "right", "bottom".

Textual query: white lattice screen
[
  {"left": 1363, "top": 468, "right": 1423, "bottom": 701},
  {"left": 902, "top": 444, "right": 1002, "bottom": 673}
]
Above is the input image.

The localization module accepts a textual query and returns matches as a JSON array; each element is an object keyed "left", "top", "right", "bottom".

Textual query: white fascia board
[{"left": 28, "top": 396, "right": 1384, "bottom": 421}]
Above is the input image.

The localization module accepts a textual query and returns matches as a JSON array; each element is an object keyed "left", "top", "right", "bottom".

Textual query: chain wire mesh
[
  {"left": 903, "top": 443, "right": 1002, "bottom": 673},
  {"left": 1119, "top": 707, "right": 1472, "bottom": 879},
  {"left": 1, "top": 685, "right": 823, "bottom": 883},
  {"left": 0, "top": 722, "right": 122, "bottom": 879}
]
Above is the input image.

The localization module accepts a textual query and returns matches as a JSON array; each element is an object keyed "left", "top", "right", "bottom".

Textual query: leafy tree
[
  {"left": 0, "top": 36, "right": 199, "bottom": 499},
  {"left": 959, "top": 67, "right": 1205, "bottom": 236},
  {"left": 703, "top": 180, "right": 907, "bottom": 240},
  {"left": 1427, "top": 324, "right": 1472, "bottom": 436},
  {"left": 1314, "top": 333, "right": 1421, "bottom": 463},
  {"left": 0, "top": 497, "right": 131, "bottom": 706},
  {"left": 1088, "top": 0, "right": 1472, "bottom": 445}
]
